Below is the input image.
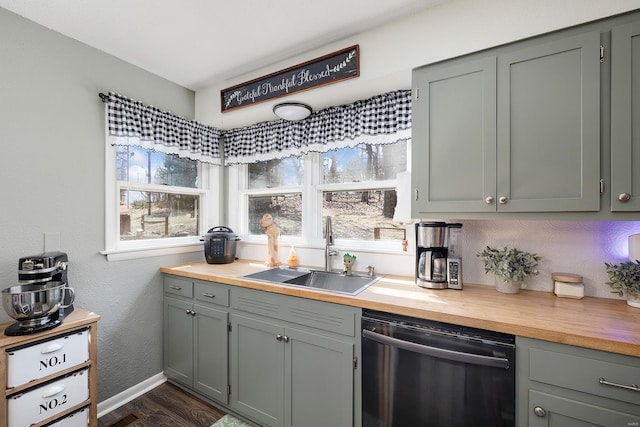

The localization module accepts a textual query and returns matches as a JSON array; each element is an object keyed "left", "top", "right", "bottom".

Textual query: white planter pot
[
  {"left": 495, "top": 277, "right": 523, "bottom": 294},
  {"left": 627, "top": 291, "right": 640, "bottom": 308}
]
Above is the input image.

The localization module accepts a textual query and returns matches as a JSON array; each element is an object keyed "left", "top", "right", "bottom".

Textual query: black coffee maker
[{"left": 415, "top": 222, "right": 448, "bottom": 289}]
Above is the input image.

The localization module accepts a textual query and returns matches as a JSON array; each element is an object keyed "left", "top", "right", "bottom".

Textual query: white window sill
[{"left": 100, "top": 242, "right": 203, "bottom": 262}]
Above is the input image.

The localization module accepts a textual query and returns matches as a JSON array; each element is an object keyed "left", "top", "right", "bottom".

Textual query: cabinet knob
[
  {"left": 276, "top": 334, "right": 289, "bottom": 342},
  {"left": 618, "top": 192, "right": 632, "bottom": 202},
  {"left": 533, "top": 406, "right": 546, "bottom": 417},
  {"left": 485, "top": 196, "right": 494, "bottom": 204},
  {"left": 498, "top": 196, "right": 508, "bottom": 204}
]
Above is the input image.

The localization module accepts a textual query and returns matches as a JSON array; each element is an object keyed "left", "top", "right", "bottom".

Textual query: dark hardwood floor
[{"left": 98, "top": 382, "right": 227, "bottom": 427}]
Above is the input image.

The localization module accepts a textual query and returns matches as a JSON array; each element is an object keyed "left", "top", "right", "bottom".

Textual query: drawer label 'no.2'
[{"left": 40, "top": 394, "right": 68, "bottom": 414}]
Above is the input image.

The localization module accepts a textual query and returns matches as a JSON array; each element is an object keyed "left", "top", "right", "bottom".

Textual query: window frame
[
  {"left": 103, "top": 140, "right": 220, "bottom": 261},
  {"left": 228, "top": 142, "right": 410, "bottom": 252}
]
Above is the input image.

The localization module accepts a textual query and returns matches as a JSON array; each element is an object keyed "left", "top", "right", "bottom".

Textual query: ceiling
[{"left": 0, "top": 0, "right": 447, "bottom": 91}]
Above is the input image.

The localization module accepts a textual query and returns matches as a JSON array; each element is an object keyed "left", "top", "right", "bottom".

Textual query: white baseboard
[{"left": 97, "top": 372, "right": 167, "bottom": 418}]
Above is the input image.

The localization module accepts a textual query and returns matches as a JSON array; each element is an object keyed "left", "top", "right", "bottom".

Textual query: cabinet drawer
[
  {"left": 164, "top": 276, "right": 194, "bottom": 298},
  {"left": 42, "top": 405, "right": 89, "bottom": 427},
  {"left": 6, "top": 329, "right": 89, "bottom": 388},
  {"left": 232, "top": 288, "right": 356, "bottom": 336},
  {"left": 7, "top": 368, "right": 89, "bottom": 427},
  {"left": 529, "top": 347, "right": 640, "bottom": 405},
  {"left": 195, "top": 281, "right": 229, "bottom": 306}
]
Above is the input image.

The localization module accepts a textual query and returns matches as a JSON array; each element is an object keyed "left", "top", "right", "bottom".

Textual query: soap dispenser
[{"left": 287, "top": 246, "right": 299, "bottom": 267}]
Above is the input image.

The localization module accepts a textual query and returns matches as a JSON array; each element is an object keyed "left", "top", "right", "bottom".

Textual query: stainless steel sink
[{"left": 243, "top": 267, "right": 380, "bottom": 295}]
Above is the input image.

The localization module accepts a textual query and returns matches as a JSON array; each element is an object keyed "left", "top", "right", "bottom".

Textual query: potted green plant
[
  {"left": 477, "top": 246, "right": 542, "bottom": 294},
  {"left": 604, "top": 260, "right": 640, "bottom": 308}
]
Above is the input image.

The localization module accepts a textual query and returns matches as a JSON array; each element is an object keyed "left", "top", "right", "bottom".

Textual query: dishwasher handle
[{"left": 362, "top": 329, "right": 510, "bottom": 369}]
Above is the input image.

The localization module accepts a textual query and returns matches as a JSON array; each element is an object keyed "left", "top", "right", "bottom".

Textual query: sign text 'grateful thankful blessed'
[{"left": 221, "top": 45, "right": 359, "bottom": 112}]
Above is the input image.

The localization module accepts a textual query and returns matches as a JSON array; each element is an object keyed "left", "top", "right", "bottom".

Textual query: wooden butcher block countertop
[{"left": 161, "top": 260, "right": 640, "bottom": 357}]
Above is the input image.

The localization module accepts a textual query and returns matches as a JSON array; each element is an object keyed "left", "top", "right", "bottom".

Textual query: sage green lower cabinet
[
  {"left": 230, "top": 314, "right": 354, "bottom": 427},
  {"left": 230, "top": 315, "right": 284, "bottom": 425},
  {"left": 163, "top": 275, "right": 361, "bottom": 427},
  {"left": 229, "top": 288, "right": 359, "bottom": 427},
  {"left": 163, "top": 275, "right": 229, "bottom": 404},
  {"left": 286, "top": 327, "right": 354, "bottom": 427},
  {"left": 517, "top": 337, "right": 640, "bottom": 426}
]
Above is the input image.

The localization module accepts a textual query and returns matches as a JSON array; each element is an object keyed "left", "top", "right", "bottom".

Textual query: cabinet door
[
  {"left": 285, "top": 328, "right": 354, "bottom": 427},
  {"left": 528, "top": 390, "right": 640, "bottom": 427},
  {"left": 230, "top": 314, "right": 284, "bottom": 427},
  {"left": 193, "top": 303, "right": 229, "bottom": 404},
  {"left": 412, "top": 56, "right": 497, "bottom": 213},
  {"left": 611, "top": 21, "right": 640, "bottom": 211},
  {"left": 163, "top": 297, "right": 193, "bottom": 386},
  {"left": 497, "top": 31, "right": 601, "bottom": 212}
]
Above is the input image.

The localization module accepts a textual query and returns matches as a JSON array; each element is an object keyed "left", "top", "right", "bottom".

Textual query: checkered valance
[
  {"left": 223, "top": 90, "right": 412, "bottom": 164},
  {"left": 104, "top": 92, "right": 222, "bottom": 165}
]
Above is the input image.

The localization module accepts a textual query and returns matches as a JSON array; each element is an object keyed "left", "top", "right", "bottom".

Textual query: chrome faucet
[{"left": 325, "top": 216, "right": 338, "bottom": 272}]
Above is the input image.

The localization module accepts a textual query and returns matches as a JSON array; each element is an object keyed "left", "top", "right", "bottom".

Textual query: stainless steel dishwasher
[{"left": 362, "top": 310, "right": 516, "bottom": 427}]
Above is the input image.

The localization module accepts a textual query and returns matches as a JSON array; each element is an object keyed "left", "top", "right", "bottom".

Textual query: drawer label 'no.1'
[{"left": 40, "top": 353, "right": 68, "bottom": 371}]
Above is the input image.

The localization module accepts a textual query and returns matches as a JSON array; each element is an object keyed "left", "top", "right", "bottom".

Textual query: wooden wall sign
[{"left": 221, "top": 45, "right": 359, "bottom": 112}]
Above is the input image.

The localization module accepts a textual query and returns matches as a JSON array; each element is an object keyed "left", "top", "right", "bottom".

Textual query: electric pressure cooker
[{"left": 202, "top": 226, "right": 240, "bottom": 264}]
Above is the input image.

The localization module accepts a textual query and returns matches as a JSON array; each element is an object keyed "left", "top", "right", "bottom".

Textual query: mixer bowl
[{"left": 2, "top": 281, "right": 70, "bottom": 321}]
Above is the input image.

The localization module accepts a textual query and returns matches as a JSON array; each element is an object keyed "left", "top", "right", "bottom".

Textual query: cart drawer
[
  {"left": 7, "top": 368, "right": 89, "bottom": 427},
  {"left": 6, "top": 329, "right": 89, "bottom": 388},
  {"left": 42, "top": 405, "right": 90, "bottom": 427}
]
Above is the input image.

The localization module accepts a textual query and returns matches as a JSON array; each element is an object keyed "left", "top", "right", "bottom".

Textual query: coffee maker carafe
[{"left": 415, "top": 222, "right": 449, "bottom": 289}]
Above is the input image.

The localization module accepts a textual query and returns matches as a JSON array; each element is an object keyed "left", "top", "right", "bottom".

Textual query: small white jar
[{"left": 552, "top": 272, "right": 584, "bottom": 299}]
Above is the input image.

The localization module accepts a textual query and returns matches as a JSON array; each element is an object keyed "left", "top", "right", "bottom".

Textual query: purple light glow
[{"left": 598, "top": 221, "right": 640, "bottom": 262}]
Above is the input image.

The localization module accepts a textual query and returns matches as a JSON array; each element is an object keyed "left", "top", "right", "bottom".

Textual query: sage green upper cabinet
[
  {"left": 412, "top": 57, "right": 497, "bottom": 213},
  {"left": 496, "top": 31, "right": 601, "bottom": 212},
  {"left": 611, "top": 20, "right": 640, "bottom": 211},
  {"left": 412, "top": 30, "right": 602, "bottom": 215}
]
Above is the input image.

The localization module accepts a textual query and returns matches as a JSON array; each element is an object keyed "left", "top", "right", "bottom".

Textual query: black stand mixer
[{"left": 2, "top": 252, "right": 75, "bottom": 336}]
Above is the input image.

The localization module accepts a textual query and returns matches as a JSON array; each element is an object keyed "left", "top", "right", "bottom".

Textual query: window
[
  {"left": 244, "top": 157, "right": 304, "bottom": 238},
  {"left": 248, "top": 194, "right": 303, "bottom": 236},
  {"left": 104, "top": 144, "right": 218, "bottom": 259},
  {"left": 321, "top": 142, "right": 407, "bottom": 242},
  {"left": 230, "top": 140, "right": 409, "bottom": 249}
]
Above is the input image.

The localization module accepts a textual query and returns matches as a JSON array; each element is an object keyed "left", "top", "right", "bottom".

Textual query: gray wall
[{"left": 0, "top": 8, "right": 204, "bottom": 401}]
